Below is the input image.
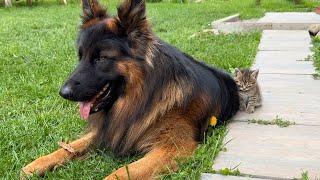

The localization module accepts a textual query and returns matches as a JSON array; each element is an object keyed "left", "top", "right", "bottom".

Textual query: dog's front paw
[
  {"left": 21, "top": 155, "right": 58, "bottom": 178},
  {"left": 20, "top": 168, "right": 33, "bottom": 180}
]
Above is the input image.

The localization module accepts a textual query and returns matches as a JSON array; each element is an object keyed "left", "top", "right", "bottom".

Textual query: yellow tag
[{"left": 210, "top": 116, "right": 217, "bottom": 126}]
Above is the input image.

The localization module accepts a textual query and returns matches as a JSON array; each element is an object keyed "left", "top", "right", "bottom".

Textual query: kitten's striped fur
[{"left": 234, "top": 68, "right": 262, "bottom": 114}]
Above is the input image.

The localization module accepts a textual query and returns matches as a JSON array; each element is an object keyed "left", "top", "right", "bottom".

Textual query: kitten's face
[{"left": 234, "top": 69, "right": 259, "bottom": 92}]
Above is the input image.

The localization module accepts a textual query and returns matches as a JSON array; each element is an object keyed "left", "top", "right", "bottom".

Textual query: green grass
[
  {"left": 313, "top": 37, "right": 320, "bottom": 79},
  {"left": 0, "top": 0, "right": 317, "bottom": 179},
  {"left": 248, "top": 116, "right": 296, "bottom": 128},
  {"left": 300, "top": 171, "right": 310, "bottom": 180}
]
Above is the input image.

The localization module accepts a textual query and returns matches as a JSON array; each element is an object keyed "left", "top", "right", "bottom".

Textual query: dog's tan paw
[
  {"left": 20, "top": 167, "right": 33, "bottom": 180},
  {"left": 21, "top": 156, "right": 58, "bottom": 178}
]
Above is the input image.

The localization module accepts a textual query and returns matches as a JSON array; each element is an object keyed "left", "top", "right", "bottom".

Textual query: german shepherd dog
[{"left": 22, "top": 0, "right": 239, "bottom": 179}]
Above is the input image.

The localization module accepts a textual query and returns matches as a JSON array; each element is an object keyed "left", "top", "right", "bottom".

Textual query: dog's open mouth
[{"left": 79, "top": 82, "right": 117, "bottom": 120}]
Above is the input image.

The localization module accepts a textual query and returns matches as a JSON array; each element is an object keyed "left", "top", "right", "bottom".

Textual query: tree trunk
[
  {"left": 5, "top": 0, "right": 12, "bottom": 7},
  {"left": 26, "top": 0, "right": 32, "bottom": 6},
  {"left": 256, "top": 0, "right": 261, "bottom": 5}
]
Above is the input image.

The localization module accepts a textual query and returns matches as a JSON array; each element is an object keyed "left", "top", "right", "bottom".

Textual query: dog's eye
[
  {"left": 102, "top": 56, "right": 116, "bottom": 61},
  {"left": 100, "top": 56, "right": 108, "bottom": 61},
  {"left": 94, "top": 58, "right": 103, "bottom": 64},
  {"left": 94, "top": 56, "right": 113, "bottom": 64}
]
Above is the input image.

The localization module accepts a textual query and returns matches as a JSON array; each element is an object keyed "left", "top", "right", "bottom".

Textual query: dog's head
[{"left": 59, "top": 0, "right": 153, "bottom": 119}]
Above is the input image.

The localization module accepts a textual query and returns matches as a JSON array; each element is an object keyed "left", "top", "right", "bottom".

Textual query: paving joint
[{"left": 233, "top": 120, "right": 320, "bottom": 127}]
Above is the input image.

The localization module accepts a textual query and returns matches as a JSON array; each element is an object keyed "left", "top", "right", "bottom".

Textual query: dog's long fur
[{"left": 22, "top": 0, "right": 239, "bottom": 179}]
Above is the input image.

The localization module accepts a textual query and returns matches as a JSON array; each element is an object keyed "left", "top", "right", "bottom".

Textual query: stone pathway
[
  {"left": 213, "top": 12, "right": 320, "bottom": 33},
  {"left": 203, "top": 13, "right": 320, "bottom": 180},
  {"left": 258, "top": 12, "right": 320, "bottom": 27}
]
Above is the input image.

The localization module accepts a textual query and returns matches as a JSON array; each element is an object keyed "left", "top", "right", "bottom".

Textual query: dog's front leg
[
  {"left": 21, "top": 131, "right": 96, "bottom": 177},
  {"left": 105, "top": 142, "right": 197, "bottom": 180}
]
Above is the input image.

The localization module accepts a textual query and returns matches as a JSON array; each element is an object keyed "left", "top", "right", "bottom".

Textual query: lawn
[
  {"left": 313, "top": 38, "right": 320, "bottom": 77},
  {"left": 0, "top": 0, "right": 318, "bottom": 179}
]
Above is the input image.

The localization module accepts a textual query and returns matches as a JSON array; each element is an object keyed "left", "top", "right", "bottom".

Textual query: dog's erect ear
[
  {"left": 117, "top": 0, "right": 150, "bottom": 36},
  {"left": 81, "top": 0, "right": 108, "bottom": 24}
]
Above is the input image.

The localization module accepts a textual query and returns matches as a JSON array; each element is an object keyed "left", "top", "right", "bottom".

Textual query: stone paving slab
[
  {"left": 254, "top": 62, "right": 314, "bottom": 74},
  {"left": 212, "top": 122, "right": 320, "bottom": 179},
  {"left": 202, "top": 173, "right": 270, "bottom": 180},
  {"left": 254, "top": 74, "right": 320, "bottom": 94},
  {"left": 212, "top": 13, "right": 320, "bottom": 33},
  {"left": 269, "top": 23, "right": 318, "bottom": 31},
  {"left": 214, "top": 21, "right": 272, "bottom": 34},
  {"left": 259, "top": 30, "right": 312, "bottom": 51},
  {"left": 234, "top": 97, "right": 320, "bottom": 126},
  {"left": 233, "top": 74, "right": 320, "bottom": 125},
  {"left": 258, "top": 42, "right": 311, "bottom": 51},
  {"left": 253, "top": 51, "right": 315, "bottom": 74},
  {"left": 254, "top": 50, "right": 312, "bottom": 62},
  {"left": 258, "top": 12, "right": 320, "bottom": 30},
  {"left": 261, "top": 29, "right": 311, "bottom": 36},
  {"left": 258, "top": 12, "right": 320, "bottom": 24},
  {"left": 260, "top": 35, "right": 311, "bottom": 42},
  {"left": 260, "top": 30, "right": 311, "bottom": 41}
]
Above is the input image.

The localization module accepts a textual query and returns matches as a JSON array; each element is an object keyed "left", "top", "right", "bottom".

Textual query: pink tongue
[{"left": 79, "top": 102, "right": 92, "bottom": 120}]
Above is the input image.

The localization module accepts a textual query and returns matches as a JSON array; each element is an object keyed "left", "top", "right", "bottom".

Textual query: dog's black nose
[{"left": 59, "top": 85, "right": 73, "bottom": 99}]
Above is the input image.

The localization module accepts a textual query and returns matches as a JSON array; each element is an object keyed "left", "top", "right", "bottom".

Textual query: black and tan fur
[{"left": 22, "top": 0, "right": 239, "bottom": 179}]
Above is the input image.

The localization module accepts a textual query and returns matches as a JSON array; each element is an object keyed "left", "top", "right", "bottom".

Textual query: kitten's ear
[
  {"left": 81, "top": 0, "right": 108, "bottom": 25},
  {"left": 234, "top": 68, "right": 241, "bottom": 77},
  {"left": 251, "top": 69, "right": 259, "bottom": 79}
]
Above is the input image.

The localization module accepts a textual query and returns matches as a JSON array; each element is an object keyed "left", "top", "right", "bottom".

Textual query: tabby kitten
[{"left": 234, "top": 68, "right": 262, "bottom": 114}]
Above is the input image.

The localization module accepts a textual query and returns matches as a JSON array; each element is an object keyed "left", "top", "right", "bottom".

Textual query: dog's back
[
  {"left": 156, "top": 40, "right": 239, "bottom": 123},
  {"left": 207, "top": 66, "right": 240, "bottom": 122}
]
